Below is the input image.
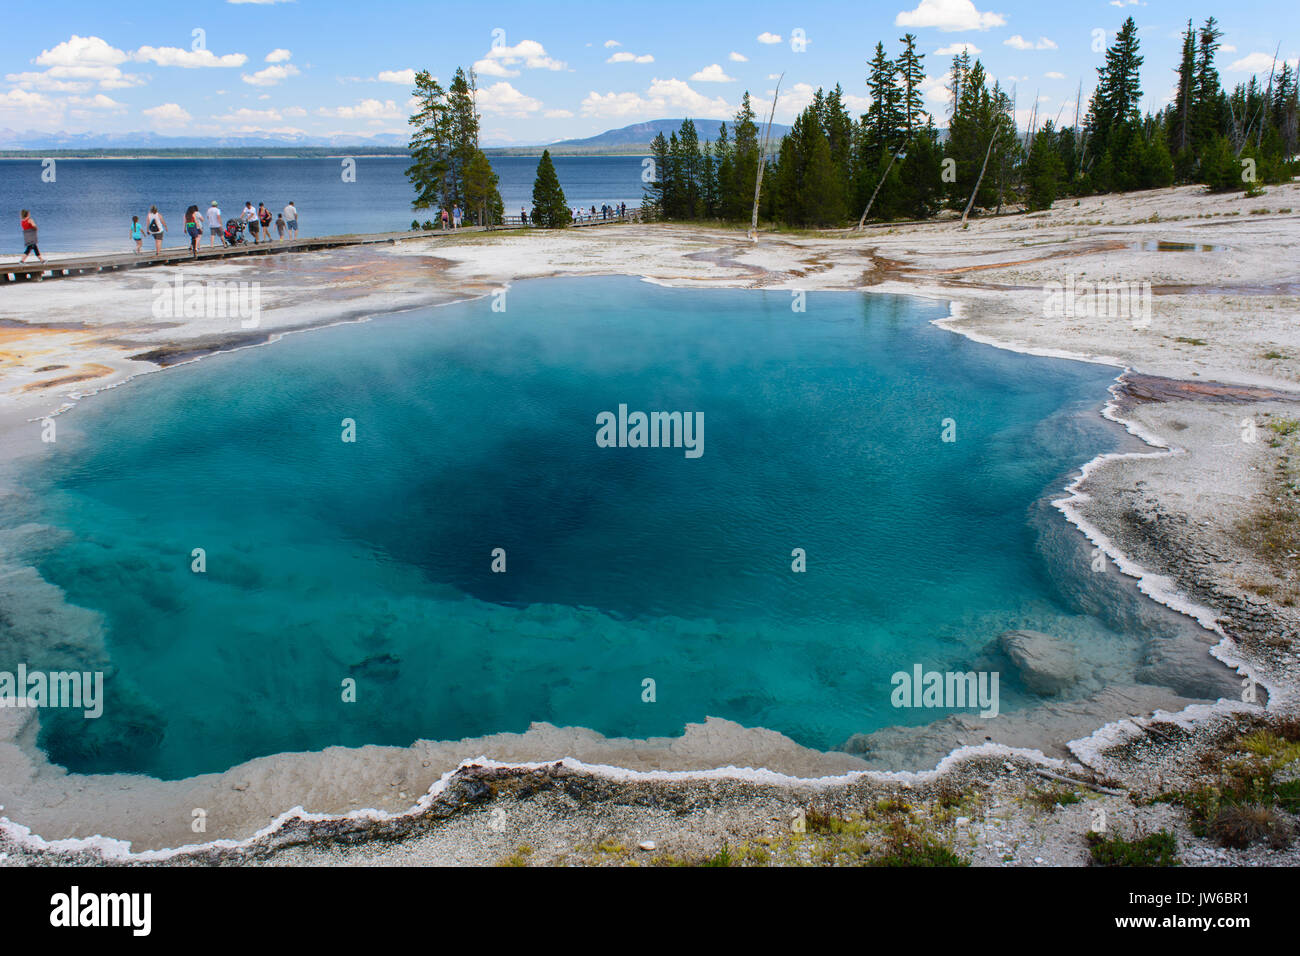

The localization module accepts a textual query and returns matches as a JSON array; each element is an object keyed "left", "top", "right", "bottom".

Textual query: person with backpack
[
  {"left": 257, "top": 203, "right": 272, "bottom": 242},
  {"left": 19, "top": 210, "right": 44, "bottom": 264},
  {"left": 130, "top": 215, "right": 144, "bottom": 253},
  {"left": 146, "top": 205, "right": 166, "bottom": 253}
]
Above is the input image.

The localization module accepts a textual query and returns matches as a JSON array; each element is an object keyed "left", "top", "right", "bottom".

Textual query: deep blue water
[
  {"left": 0, "top": 155, "right": 646, "bottom": 254},
  {"left": 8, "top": 279, "right": 1131, "bottom": 778}
]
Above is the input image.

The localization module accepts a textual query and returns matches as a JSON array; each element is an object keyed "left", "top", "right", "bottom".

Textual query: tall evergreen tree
[
  {"left": 530, "top": 150, "right": 570, "bottom": 227},
  {"left": 644, "top": 132, "right": 671, "bottom": 216},
  {"left": 405, "top": 70, "right": 451, "bottom": 213},
  {"left": 865, "top": 43, "right": 904, "bottom": 154},
  {"left": 1085, "top": 16, "right": 1144, "bottom": 164},
  {"left": 463, "top": 149, "right": 503, "bottom": 226},
  {"left": 896, "top": 33, "right": 927, "bottom": 135},
  {"left": 1170, "top": 20, "right": 1196, "bottom": 158},
  {"left": 1193, "top": 17, "right": 1225, "bottom": 154},
  {"left": 729, "top": 93, "right": 761, "bottom": 219},
  {"left": 446, "top": 67, "right": 480, "bottom": 207}
]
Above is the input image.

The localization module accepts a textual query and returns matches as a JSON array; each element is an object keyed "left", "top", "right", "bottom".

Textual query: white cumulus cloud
[
  {"left": 477, "top": 81, "right": 544, "bottom": 118},
  {"left": 242, "top": 64, "right": 300, "bottom": 86},
  {"left": 142, "top": 102, "right": 192, "bottom": 126},
  {"left": 133, "top": 46, "right": 248, "bottom": 68},
  {"left": 1004, "top": 35, "right": 1057, "bottom": 51},
  {"left": 1228, "top": 52, "right": 1299, "bottom": 73},
  {"left": 691, "top": 64, "right": 735, "bottom": 82},
  {"left": 896, "top": 0, "right": 1005, "bottom": 32}
]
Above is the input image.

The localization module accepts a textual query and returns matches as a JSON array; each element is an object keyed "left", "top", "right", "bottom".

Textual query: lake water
[
  {"left": 5, "top": 278, "right": 1140, "bottom": 779},
  {"left": 0, "top": 155, "right": 647, "bottom": 254}
]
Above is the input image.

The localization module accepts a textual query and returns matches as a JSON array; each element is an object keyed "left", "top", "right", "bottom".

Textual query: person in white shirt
[
  {"left": 205, "top": 201, "right": 224, "bottom": 247},
  {"left": 283, "top": 202, "right": 298, "bottom": 240}
]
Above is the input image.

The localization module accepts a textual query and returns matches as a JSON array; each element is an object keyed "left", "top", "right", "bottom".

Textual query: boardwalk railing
[
  {"left": 0, "top": 228, "right": 459, "bottom": 285},
  {"left": 499, "top": 207, "right": 645, "bottom": 228},
  {"left": 2, "top": 207, "right": 652, "bottom": 284}
]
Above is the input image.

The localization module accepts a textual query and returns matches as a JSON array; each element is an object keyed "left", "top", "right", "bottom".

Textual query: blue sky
[{"left": 1, "top": 0, "right": 1296, "bottom": 143}]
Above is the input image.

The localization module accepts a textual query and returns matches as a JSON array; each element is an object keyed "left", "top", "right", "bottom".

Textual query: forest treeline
[{"left": 643, "top": 17, "right": 1300, "bottom": 227}]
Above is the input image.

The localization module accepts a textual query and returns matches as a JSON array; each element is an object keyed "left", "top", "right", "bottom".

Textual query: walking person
[
  {"left": 283, "top": 200, "right": 298, "bottom": 239},
  {"left": 206, "top": 201, "right": 224, "bottom": 247},
  {"left": 146, "top": 205, "right": 166, "bottom": 254},
  {"left": 240, "top": 202, "right": 258, "bottom": 244},
  {"left": 275, "top": 213, "right": 286, "bottom": 240},
  {"left": 440, "top": 206, "right": 449, "bottom": 230},
  {"left": 18, "top": 209, "right": 44, "bottom": 264},
  {"left": 185, "top": 205, "right": 202, "bottom": 257},
  {"left": 520, "top": 206, "right": 528, "bottom": 226},
  {"left": 257, "top": 203, "right": 272, "bottom": 242},
  {"left": 130, "top": 215, "right": 144, "bottom": 253}
]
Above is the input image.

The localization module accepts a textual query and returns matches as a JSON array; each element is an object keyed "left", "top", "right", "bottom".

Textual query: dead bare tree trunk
[
  {"left": 961, "top": 128, "right": 997, "bottom": 227},
  {"left": 749, "top": 73, "right": 783, "bottom": 241},
  {"left": 854, "top": 150, "right": 900, "bottom": 230}
]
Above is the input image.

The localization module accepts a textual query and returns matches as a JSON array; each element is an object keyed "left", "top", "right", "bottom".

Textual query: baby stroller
[{"left": 223, "top": 218, "right": 247, "bottom": 246}]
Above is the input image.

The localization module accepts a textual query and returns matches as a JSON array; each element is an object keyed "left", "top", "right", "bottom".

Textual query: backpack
[{"left": 259, "top": 208, "right": 272, "bottom": 226}]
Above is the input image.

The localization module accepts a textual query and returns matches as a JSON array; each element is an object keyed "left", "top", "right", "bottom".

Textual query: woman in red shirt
[{"left": 19, "top": 210, "right": 44, "bottom": 264}]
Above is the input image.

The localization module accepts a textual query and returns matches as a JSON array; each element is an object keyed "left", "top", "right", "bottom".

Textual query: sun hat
[{"left": 211, "top": 200, "right": 219, "bottom": 206}]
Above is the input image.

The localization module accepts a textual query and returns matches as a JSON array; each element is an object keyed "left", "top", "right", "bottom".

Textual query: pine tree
[
  {"left": 446, "top": 67, "right": 480, "bottom": 207},
  {"left": 406, "top": 70, "right": 451, "bottom": 212},
  {"left": 644, "top": 132, "right": 671, "bottom": 216},
  {"left": 802, "top": 131, "right": 846, "bottom": 225},
  {"left": 463, "top": 149, "right": 503, "bottom": 226},
  {"left": 1193, "top": 17, "right": 1224, "bottom": 154},
  {"left": 1024, "top": 123, "right": 1066, "bottom": 210},
  {"left": 898, "top": 124, "right": 944, "bottom": 218},
  {"left": 713, "top": 122, "right": 734, "bottom": 218},
  {"left": 1085, "top": 17, "right": 1143, "bottom": 163},
  {"left": 530, "top": 150, "right": 570, "bottom": 227},
  {"left": 1170, "top": 20, "right": 1196, "bottom": 158},
  {"left": 675, "top": 119, "right": 704, "bottom": 218},
  {"left": 729, "top": 93, "right": 760, "bottom": 219},
  {"left": 896, "top": 33, "right": 927, "bottom": 135},
  {"left": 865, "top": 43, "right": 903, "bottom": 154}
]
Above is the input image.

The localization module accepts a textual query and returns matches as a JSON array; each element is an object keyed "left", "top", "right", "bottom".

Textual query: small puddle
[{"left": 1131, "top": 240, "right": 1225, "bottom": 252}]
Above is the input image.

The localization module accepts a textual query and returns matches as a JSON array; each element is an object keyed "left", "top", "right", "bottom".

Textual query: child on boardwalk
[{"left": 130, "top": 215, "right": 144, "bottom": 253}]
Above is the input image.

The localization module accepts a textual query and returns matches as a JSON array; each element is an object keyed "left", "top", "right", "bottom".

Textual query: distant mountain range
[
  {"left": 0, "top": 128, "right": 408, "bottom": 151},
  {"left": 545, "top": 118, "right": 792, "bottom": 150},
  {"left": 0, "top": 119, "right": 792, "bottom": 156}
]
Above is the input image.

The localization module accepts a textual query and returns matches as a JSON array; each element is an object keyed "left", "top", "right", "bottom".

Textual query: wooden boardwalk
[{"left": 1, "top": 214, "right": 641, "bottom": 284}]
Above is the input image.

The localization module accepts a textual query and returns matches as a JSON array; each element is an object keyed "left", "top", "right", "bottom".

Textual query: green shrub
[{"left": 1086, "top": 829, "right": 1179, "bottom": 866}]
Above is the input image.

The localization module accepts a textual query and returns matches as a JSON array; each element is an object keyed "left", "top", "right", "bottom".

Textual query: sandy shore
[{"left": 2, "top": 182, "right": 1299, "bottom": 864}]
